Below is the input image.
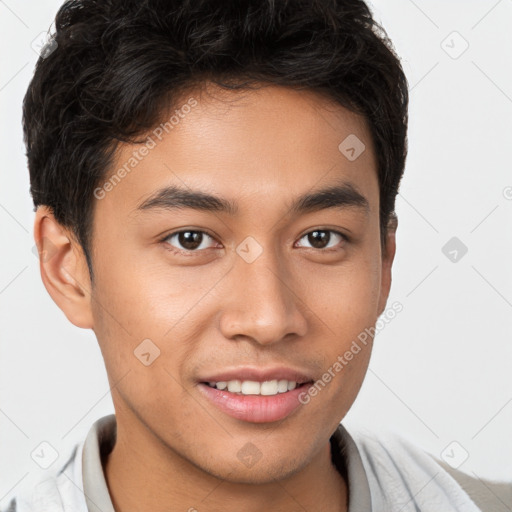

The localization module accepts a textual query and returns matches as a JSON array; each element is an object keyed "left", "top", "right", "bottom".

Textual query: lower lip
[{"left": 197, "top": 382, "right": 313, "bottom": 423}]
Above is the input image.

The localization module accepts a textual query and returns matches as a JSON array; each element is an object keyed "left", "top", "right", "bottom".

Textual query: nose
[{"left": 218, "top": 242, "right": 309, "bottom": 345}]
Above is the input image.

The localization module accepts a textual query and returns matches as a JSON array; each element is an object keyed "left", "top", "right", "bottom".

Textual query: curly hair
[{"left": 23, "top": 0, "right": 408, "bottom": 282}]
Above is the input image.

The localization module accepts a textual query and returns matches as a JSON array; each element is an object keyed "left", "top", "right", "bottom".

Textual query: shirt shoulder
[
  {"left": 344, "top": 426, "right": 510, "bottom": 512},
  {"left": 1, "top": 442, "right": 88, "bottom": 512},
  {"left": 431, "top": 455, "right": 512, "bottom": 512}
]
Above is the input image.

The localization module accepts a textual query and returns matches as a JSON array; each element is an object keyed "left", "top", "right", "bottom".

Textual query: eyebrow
[{"left": 135, "top": 181, "right": 370, "bottom": 217}]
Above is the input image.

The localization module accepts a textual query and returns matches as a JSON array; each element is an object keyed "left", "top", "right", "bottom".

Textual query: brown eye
[
  {"left": 164, "top": 230, "right": 216, "bottom": 253},
  {"left": 296, "top": 229, "right": 347, "bottom": 250}
]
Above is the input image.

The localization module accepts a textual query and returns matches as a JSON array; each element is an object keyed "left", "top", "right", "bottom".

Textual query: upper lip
[{"left": 198, "top": 366, "right": 315, "bottom": 384}]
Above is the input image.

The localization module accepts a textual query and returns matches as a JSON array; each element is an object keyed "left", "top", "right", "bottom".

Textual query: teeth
[
  {"left": 277, "top": 379, "right": 288, "bottom": 393},
  {"left": 241, "top": 381, "right": 261, "bottom": 395},
  {"left": 261, "top": 380, "right": 278, "bottom": 395},
  {"left": 207, "top": 379, "right": 301, "bottom": 396},
  {"left": 227, "top": 380, "right": 242, "bottom": 393}
]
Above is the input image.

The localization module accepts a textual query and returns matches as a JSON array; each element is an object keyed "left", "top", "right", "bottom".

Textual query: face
[{"left": 46, "top": 83, "right": 395, "bottom": 483}]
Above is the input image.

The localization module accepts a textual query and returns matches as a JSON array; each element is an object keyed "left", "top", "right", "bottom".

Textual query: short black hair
[{"left": 23, "top": 0, "right": 408, "bottom": 282}]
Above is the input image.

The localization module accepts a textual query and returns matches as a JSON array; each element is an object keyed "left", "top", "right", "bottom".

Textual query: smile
[
  {"left": 205, "top": 379, "right": 299, "bottom": 396},
  {"left": 198, "top": 380, "right": 314, "bottom": 423}
]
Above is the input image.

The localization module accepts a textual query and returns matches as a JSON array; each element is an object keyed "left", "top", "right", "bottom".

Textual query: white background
[{"left": 1, "top": 0, "right": 511, "bottom": 504}]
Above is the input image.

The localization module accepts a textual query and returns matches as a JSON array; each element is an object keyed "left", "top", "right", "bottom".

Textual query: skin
[{"left": 34, "top": 83, "right": 397, "bottom": 512}]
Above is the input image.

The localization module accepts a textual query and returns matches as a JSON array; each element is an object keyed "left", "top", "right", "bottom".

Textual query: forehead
[{"left": 95, "top": 83, "right": 379, "bottom": 222}]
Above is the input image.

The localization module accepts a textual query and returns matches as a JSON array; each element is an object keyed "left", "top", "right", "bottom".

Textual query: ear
[
  {"left": 33, "top": 206, "right": 94, "bottom": 329},
  {"left": 377, "top": 213, "right": 398, "bottom": 316}
]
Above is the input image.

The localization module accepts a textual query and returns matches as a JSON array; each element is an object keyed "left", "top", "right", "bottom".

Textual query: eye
[
  {"left": 161, "top": 230, "right": 218, "bottom": 254},
  {"left": 160, "top": 228, "right": 348, "bottom": 256},
  {"left": 295, "top": 229, "right": 348, "bottom": 250}
]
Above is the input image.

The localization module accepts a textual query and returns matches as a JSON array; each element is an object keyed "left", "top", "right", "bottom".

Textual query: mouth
[{"left": 197, "top": 379, "right": 315, "bottom": 423}]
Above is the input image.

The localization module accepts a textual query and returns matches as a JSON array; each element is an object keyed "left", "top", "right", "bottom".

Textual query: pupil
[
  {"left": 179, "top": 231, "right": 202, "bottom": 250},
  {"left": 309, "top": 230, "right": 328, "bottom": 249}
]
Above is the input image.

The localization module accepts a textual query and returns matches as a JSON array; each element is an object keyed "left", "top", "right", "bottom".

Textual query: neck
[{"left": 103, "top": 415, "right": 348, "bottom": 512}]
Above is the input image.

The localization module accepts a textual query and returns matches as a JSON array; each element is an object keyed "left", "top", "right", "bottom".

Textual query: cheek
[
  {"left": 299, "top": 251, "right": 381, "bottom": 390},
  {"left": 92, "top": 245, "right": 188, "bottom": 333},
  {"left": 89, "top": 248, "right": 204, "bottom": 401},
  {"left": 304, "top": 255, "right": 382, "bottom": 329},
  {"left": 91, "top": 284, "right": 192, "bottom": 423}
]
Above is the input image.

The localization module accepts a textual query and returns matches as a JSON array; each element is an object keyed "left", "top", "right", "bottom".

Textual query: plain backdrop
[{"left": 1, "top": 0, "right": 511, "bottom": 504}]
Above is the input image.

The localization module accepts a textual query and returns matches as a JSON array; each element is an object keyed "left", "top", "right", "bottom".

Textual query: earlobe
[
  {"left": 34, "top": 206, "right": 94, "bottom": 329},
  {"left": 377, "top": 213, "right": 398, "bottom": 317}
]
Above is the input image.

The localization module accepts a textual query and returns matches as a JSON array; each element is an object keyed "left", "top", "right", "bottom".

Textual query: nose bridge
[{"left": 219, "top": 235, "right": 308, "bottom": 344}]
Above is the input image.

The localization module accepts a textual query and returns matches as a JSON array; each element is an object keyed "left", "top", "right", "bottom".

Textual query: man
[{"left": 6, "top": 0, "right": 510, "bottom": 510}]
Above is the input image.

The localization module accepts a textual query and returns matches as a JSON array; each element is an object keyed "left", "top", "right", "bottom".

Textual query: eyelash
[{"left": 159, "top": 228, "right": 349, "bottom": 256}]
